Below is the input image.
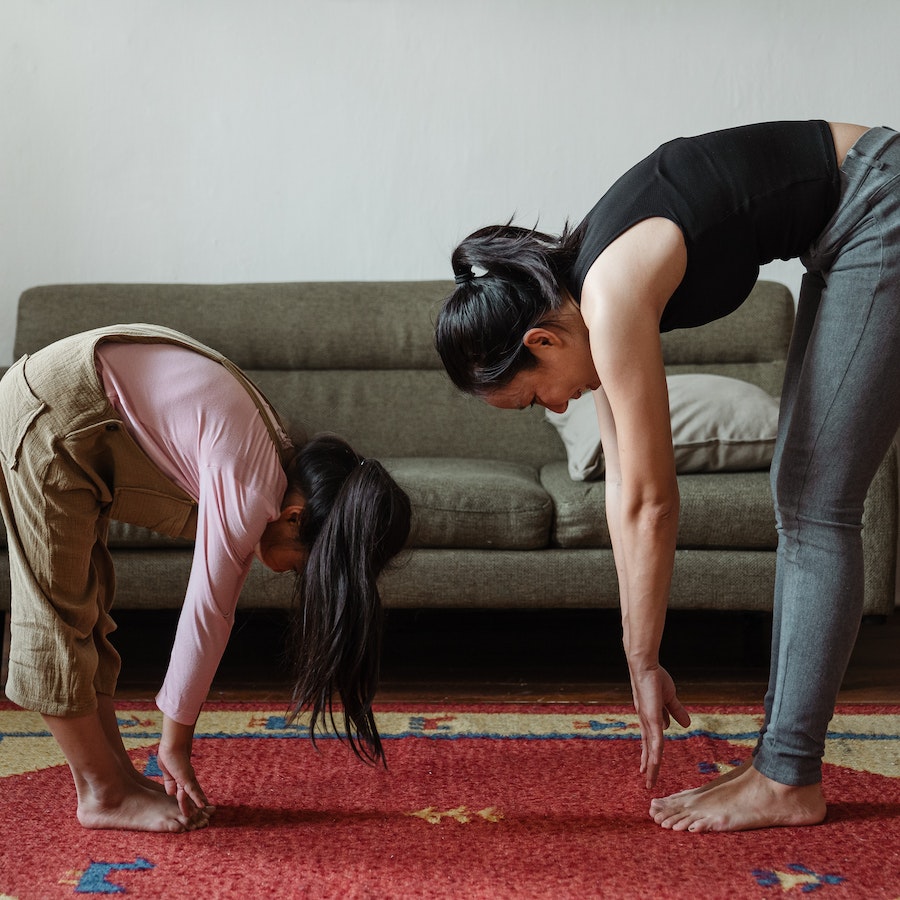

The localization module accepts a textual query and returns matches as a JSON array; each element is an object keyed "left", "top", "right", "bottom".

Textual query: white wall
[{"left": 2, "top": 0, "right": 898, "bottom": 365}]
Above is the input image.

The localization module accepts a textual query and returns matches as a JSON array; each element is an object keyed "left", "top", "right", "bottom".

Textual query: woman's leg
[
  {"left": 652, "top": 127, "right": 900, "bottom": 830},
  {"left": 754, "top": 268, "right": 829, "bottom": 762},
  {"left": 755, "top": 264, "right": 900, "bottom": 788},
  {"left": 661, "top": 271, "right": 832, "bottom": 807}
]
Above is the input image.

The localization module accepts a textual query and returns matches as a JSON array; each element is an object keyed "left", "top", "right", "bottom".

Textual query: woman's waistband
[{"left": 846, "top": 125, "right": 899, "bottom": 167}]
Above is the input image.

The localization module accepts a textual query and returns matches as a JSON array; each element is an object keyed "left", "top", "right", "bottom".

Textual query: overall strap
[
  {"left": 217, "top": 357, "right": 294, "bottom": 465},
  {"left": 85, "top": 324, "right": 294, "bottom": 465}
]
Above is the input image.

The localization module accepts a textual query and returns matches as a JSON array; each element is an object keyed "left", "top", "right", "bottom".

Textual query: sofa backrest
[{"left": 13, "top": 280, "right": 794, "bottom": 468}]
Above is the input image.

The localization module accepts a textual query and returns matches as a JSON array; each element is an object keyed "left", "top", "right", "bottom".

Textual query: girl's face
[
  {"left": 484, "top": 315, "right": 599, "bottom": 414},
  {"left": 256, "top": 493, "right": 308, "bottom": 574}
]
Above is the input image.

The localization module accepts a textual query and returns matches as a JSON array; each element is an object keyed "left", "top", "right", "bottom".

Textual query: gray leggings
[{"left": 754, "top": 126, "right": 900, "bottom": 785}]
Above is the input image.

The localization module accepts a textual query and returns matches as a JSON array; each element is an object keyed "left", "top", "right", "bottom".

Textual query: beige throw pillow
[{"left": 546, "top": 374, "right": 780, "bottom": 481}]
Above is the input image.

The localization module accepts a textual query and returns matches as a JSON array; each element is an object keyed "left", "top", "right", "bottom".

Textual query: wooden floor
[{"left": 84, "top": 606, "right": 900, "bottom": 707}]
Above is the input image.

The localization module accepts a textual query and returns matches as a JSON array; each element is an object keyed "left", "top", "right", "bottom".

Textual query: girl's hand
[
  {"left": 158, "top": 716, "right": 215, "bottom": 824},
  {"left": 629, "top": 665, "right": 691, "bottom": 789}
]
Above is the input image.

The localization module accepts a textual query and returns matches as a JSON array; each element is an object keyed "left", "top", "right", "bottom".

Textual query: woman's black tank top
[{"left": 568, "top": 120, "right": 840, "bottom": 331}]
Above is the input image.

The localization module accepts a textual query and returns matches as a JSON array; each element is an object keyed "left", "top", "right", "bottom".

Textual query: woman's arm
[
  {"left": 593, "top": 374, "right": 688, "bottom": 787},
  {"left": 592, "top": 387, "right": 630, "bottom": 638},
  {"left": 581, "top": 217, "right": 691, "bottom": 787}
]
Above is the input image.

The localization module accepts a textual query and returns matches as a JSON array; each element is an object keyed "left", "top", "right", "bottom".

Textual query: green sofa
[{"left": 1, "top": 280, "right": 897, "bottom": 681}]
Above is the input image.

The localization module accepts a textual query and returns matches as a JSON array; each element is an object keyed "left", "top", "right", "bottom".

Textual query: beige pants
[{"left": 0, "top": 332, "right": 198, "bottom": 717}]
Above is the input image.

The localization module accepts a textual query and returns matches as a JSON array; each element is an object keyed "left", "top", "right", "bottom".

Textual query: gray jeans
[{"left": 754, "top": 126, "right": 900, "bottom": 785}]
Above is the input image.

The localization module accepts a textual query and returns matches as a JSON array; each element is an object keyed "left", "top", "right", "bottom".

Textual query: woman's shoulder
[{"left": 580, "top": 217, "right": 687, "bottom": 327}]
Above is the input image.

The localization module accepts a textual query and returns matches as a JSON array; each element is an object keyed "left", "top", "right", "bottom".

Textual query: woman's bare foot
[
  {"left": 649, "top": 764, "right": 826, "bottom": 832},
  {"left": 76, "top": 779, "right": 209, "bottom": 832},
  {"left": 662, "top": 759, "right": 753, "bottom": 802}
]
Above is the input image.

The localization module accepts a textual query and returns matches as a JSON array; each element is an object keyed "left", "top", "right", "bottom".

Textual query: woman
[
  {"left": 435, "top": 121, "right": 899, "bottom": 832},
  {"left": 0, "top": 323, "right": 411, "bottom": 833}
]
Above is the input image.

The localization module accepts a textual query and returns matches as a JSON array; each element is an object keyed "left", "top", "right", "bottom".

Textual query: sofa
[{"left": 1, "top": 280, "right": 897, "bottom": 683}]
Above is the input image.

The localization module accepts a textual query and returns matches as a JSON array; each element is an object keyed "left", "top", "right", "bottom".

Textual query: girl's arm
[
  {"left": 580, "top": 217, "right": 691, "bottom": 787},
  {"left": 157, "top": 715, "right": 213, "bottom": 818},
  {"left": 157, "top": 470, "right": 278, "bottom": 724},
  {"left": 155, "top": 472, "right": 279, "bottom": 814}
]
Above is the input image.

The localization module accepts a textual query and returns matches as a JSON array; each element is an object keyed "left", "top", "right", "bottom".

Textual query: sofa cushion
[
  {"left": 385, "top": 458, "right": 552, "bottom": 550},
  {"left": 541, "top": 461, "right": 777, "bottom": 550},
  {"left": 106, "top": 522, "right": 193, "bottom": 548},
  {"left": 0, "top": 516, "right": 192, "bottom": 550},
  {"left": 546, "top": 375, "right": 780, "bottom": 481},
  {"left": 0, "top": 461, "right": 553, "bottom": 553}
]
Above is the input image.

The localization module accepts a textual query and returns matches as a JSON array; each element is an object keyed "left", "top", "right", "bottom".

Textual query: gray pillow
[{"left": 546, "top": 374, "right": 780, "bottom": 481}]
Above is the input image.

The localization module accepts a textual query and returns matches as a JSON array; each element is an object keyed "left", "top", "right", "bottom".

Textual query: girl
[
  {"left": 435, "top": 121, "right": 899, "bottom": 832},
  {"left": 0, "top": 323, "right": 411, "bottom": 833}
]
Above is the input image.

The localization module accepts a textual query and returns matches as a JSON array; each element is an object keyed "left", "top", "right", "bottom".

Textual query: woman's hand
[
  {"left": 629, "top": 664, "right": 691, "bottom": 789},
  {"left": 158, "top": 716, "right": 215, "bottom": 824}
]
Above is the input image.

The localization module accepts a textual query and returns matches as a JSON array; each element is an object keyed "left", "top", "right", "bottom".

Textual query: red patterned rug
[{"left": 1, "top": 701, "right": 899, "bottom": 899}]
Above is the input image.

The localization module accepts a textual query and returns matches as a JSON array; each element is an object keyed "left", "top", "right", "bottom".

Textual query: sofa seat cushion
[
  {"left": 0, "top": 459, "right": 555, "bottom": 553},
  {"left": 386, "top": 458, "right": 552, "bottom": 550},
  {"left": 106, "top": 522, "right": 194, "bottom": 548},
  {"left": 0, "top": 517, "right": 192, "bottom": 550},
  {"left": 540, "top": 461, "right": 777, "bottom": 550}
]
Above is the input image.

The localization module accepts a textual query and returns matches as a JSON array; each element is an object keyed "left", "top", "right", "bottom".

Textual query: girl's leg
[
  {"left": 43, "top": 705, "right": 208, "bottom": 832},
  {"left": 0, "top": 354, "right": 200, "bottom": 832},
  {"left": 95, "top": 694, "right": 167, "bottom": 793}
]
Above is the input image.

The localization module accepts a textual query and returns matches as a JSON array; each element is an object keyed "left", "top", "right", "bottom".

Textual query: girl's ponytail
[{"left": 284, "top": 435, "right": 411, "bottom": 764}]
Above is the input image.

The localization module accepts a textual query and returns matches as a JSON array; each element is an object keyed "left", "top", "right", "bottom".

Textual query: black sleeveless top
[{"left": 568, "top": 120, "right": 841, "bottom": 331}]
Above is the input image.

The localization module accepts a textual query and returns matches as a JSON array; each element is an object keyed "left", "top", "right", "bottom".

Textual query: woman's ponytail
[
  {"left": 284, "top": 435, "right": 411, "bottom": 765},
  {"left": 450, "top": 222, "right": 564, "bottom": 304},
  {"left": 438, "top": 220, "right": 585, "bottom": 396}
]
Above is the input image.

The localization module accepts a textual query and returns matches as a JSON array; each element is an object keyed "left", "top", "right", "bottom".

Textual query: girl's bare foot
[
  {"left": 128, "top": 763, "right": 168, "bottom": 794},
  {"left": 649, "top": 764, "right": 826, "bottom": 832},
  {"left": 76, "top": 780, "right": 209, "bottom": 832},
  {"left": 42, "top": 705, "right": 211, "bottom": 833}
]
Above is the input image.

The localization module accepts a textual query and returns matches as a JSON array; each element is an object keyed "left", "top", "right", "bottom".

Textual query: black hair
[
  {"left": 435, "top": 221, "right": 584, "bottom": 395},
  {"left": 283, "top": 434, "right": 411, "bottom": 765}
]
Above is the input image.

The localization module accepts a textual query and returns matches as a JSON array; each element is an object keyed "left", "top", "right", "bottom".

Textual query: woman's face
[
  {"left": 255, "top": 494, "right": 308, "bottom": 574},
  {"left": 484, "top": 316, "right": 599, "bottom": 414}
]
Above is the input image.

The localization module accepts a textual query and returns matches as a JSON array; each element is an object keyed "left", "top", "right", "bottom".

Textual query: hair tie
[{"left": 454, "top": 270, "right": 474, "bottom": 286}]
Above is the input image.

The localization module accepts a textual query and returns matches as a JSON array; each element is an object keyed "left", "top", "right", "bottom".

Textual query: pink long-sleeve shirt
[{"left": 96, "top": 342, "right": 289, "bottom": 725}]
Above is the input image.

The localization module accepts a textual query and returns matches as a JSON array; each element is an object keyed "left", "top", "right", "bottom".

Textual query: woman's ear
[{"left": 522, "top": 327, "right": 563, "bottom": 354}]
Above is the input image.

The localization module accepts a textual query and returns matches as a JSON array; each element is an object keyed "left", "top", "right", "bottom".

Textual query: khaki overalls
[{"left": 0, "top": 324, "right": 289, "bottom": 716}]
